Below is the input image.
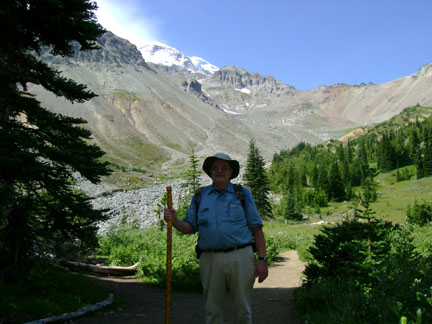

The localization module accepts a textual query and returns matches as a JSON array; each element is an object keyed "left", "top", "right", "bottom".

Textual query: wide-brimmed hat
[{"left": 202, "top": 153, "right": 240, "bottom": 179}]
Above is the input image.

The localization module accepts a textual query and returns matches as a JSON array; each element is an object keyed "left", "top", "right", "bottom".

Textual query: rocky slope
[{"left": 33, "top": 30, "right": 432, "bottom": 171}]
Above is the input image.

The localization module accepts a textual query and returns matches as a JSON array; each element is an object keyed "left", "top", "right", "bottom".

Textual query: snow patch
[
  {"left": 221, "top": 105, "right": 242, "bottom": 115},
  {"left": 235, "top": 88, "right": 251, "bottom": 94}
]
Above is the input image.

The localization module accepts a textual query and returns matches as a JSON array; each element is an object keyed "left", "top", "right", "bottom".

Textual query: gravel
[{"left": 77, "top": 176, "right": 209, "bottom": 234}]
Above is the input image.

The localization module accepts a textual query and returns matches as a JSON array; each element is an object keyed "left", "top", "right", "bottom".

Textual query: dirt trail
[{"left": 73, "top": 250, "right": 305, "bottom": 324}]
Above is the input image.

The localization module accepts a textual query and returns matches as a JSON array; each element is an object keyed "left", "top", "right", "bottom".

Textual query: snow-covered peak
[
  {"left": 139, "top": 42, "right": 218, "bottom": 76},
  {"left": 190, "top": 56, "right": 219, "bottom": 75}
]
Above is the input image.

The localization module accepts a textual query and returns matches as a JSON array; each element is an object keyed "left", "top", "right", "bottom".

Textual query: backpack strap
[
  {"left": 233, "top": 184, "right": 246, "bottom": 209},
  {"left": 194, "top": 187, "right": 203, "bottom": 211}
]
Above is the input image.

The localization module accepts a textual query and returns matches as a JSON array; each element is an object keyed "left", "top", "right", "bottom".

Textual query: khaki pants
[{"left": 200, "top": 246, "right": 256, "bottom": 324}]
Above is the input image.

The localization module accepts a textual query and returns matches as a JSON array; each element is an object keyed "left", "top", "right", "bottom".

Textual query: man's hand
[
  {"left": 256, "top": 260, "right": 268, "bottom": 283},
  {"left": 164, "top": 208, "right": 177, "bottom": 223}
]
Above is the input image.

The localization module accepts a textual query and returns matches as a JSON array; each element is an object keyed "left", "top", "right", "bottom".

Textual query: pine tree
[
  {"left": 328, "top": 159, "right": 345, "bottom": 202},
  {"left": 177, "top": 149, "right": 202, "bottom": 219},
  {"left": 416, "top": 148, "right": 425, "bottom": 180},
  {"left": 346, "top": 139, "right": 354, "bottom": 164},
  {"left": 317, "top": 165, "right": 330, "bottom": 198},
  {"left": 244, "top": 139, "right": 273, "bottom": 218},
  {"left": 283, "top": 188, "right": 303, "bottom": 221},
  {"left": 409, "top": 127, "right": 420, "bottom": 160},
  {"left": 0, "top": 0, "right": 109, "bottom": 276},
  {"left": 186, "top": 148, "right": 201, "bottom": 195},
  {"left": 358, "top": 138, "right": 370, "bottom": 181},
  {"left": 311, "top": 164, "right": 319, "bottom": 189},
  {"left": 423, "top": 127, "right": 432, "bottom": 177},
  {"left": 378, "top": 132, "right": 396, "bottom": 172}
]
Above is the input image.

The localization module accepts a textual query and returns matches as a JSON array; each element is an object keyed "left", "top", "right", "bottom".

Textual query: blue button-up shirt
[{"left": 183, "top": 183, "right": 263, "bottom": 250}]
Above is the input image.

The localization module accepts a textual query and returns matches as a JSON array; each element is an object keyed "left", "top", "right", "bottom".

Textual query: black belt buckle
[
  {"left": 214, "top": 242, "right": 252, "bottom": 253},
  {"left": 201, "top": 242, "right": 253, "bottom": 253}
]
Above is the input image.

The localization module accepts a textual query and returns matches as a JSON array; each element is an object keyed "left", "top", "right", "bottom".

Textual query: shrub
[
  {"left": 99, "top": 224, "right": 201, "bottom": 292},
  {"left": 304, "top": 218, "right": 395, "bottom": 285},
  {"left": 406, "top": 200, "right": 432, "bottom": 226},
  {"left": 99, "top": 224, "right": 284, "bottom": 293},
  {"left": 295, "top": 215, "right": 432, "bottom": 323}
]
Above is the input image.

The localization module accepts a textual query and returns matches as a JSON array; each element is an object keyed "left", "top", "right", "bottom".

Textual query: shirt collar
[{"left": 209, "top": 182, "right": 233, "bottom": 194}]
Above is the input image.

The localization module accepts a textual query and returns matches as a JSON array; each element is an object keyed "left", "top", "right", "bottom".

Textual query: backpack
[{"left": 193, "top": 184, "right": 255, "bottom": 258}]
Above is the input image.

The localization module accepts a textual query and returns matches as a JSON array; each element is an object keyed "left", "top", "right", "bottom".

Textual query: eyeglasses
[{"left": 211, "top": 164, "right": 230, "bottom": 172}]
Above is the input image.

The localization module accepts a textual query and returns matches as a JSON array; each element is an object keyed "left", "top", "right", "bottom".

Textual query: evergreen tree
[
  {"left": 336, "top": 142, "right": 345, "bottom": 163},
  {"left": 177, "top": 149, "right": 202, "bottom": 219},
  {"left": 283, "top": 188, "right": 303, "bottom": 221},
  {"left": 286, "top": 163, "right": 296, "bottom": 191},
  {"left": 378, "top": 132, "right": 396, "bottom": 172},
  {"left": 409, "top": 127, "right": 420, "bottom": 161},
  {"left": 317, "top": 165, "right": 330, "bottom": 198},
  {"left": 358, "top": 138, "right": 370, "bottom": 181},
  {"left": 416, "top": 148, "right": 425, "bottom": 180},
  {"left": 423, "top": 127, "right": 432, "bottom": 177},
  {"left": 346, "top": 139, "right": 354, "bottom": 164},
  {"left": 244, "top": 139, "right": 273, "bottom": 218},
  {"left": 0, "top": 0, "right": 109, "bottom": 276},
  {"left": 311, "top": 164, "right": 319, "bottom": 189},
  {"left": 186, "top": 148, "right": 201, "bottom": 195},
  {"left": 328, "top": 159, "right": 345, "bottom": 202}
]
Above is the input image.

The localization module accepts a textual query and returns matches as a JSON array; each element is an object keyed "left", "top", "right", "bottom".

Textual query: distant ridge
[{"left": 33, "top": 30, "right": 432, "bottom": 172}]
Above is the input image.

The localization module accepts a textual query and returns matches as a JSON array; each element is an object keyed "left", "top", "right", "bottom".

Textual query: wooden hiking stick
[{"left": 165, "top": 186, "right": 173, "bottom": 324}]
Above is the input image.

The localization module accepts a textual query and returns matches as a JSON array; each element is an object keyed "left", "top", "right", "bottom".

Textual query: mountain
[
  {"left": 32, "top": 31, "right": 432, "bottom": 175},
  {"left": 139, "top": 41, "right": 218, "bottom": 76}
]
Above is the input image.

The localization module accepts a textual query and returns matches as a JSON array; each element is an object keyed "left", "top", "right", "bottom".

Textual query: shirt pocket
[
  {"left": 197, "top": 207, "right": 209, "bottom": 226},
  {"left": 228, "top": 199, "right": 245, "bottom": 222}
]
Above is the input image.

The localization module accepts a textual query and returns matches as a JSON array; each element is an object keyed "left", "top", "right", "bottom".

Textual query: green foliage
[
  {"left": 0, "top": 0, "right": 110, "bottom": 277},
  {"left": 174, "top": 149, "right": 202, "bottom": 220},
  {"left": 98, "top": 223, "right": 284, "bottom": 293},
  {"left": 186, "top": 148, "right": 201, "bottom": 194},
  {"left": 396, "top": 166, "right": 414, "bottom": 182},
  {"left": 0, "top": 259, "right": 110, "bottom": 322},
  {"left": 295, "top": 201, "right": 432, "bottom": 324},
  {"left": 304, "top": 217, "right": 395, "bottom": 285},
  {"left": 244, "top": 139, "right": 273, "bottom": 218},
  {"left": 412, "top": 224, "right": 432, "bottom": 256},
  {"left": 99, "top": 224, "right": 202, "bottom": 292},
  {"left": 283, "top": 189, "right": 303, "bottom": 221},
  {"left": 406, "top": 200, "right": 432, "bottom": 226}
]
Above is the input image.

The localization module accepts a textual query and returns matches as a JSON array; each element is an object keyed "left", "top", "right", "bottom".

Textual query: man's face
[{"left": 210, "top": 159, "right": 232, "bottom": 184}]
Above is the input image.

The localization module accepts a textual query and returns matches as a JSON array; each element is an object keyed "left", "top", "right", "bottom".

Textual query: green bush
[
  {"left": 294, "top": 217, "right": 432, "bottom": 323},
  {"left": 99, "top": 224, "right": 201, "bottom": 292},
  {"left": 304, "top": 218, "right": 395, "bottom": 285},
  {"left": 406, "top": 200, "right": 432, "bottom": 226},
  {"left": 412, "top": 224, "right": 432, "bottom": 256},
  {"left": 99, "top": 224, "right": 285, "bottom": 293}
]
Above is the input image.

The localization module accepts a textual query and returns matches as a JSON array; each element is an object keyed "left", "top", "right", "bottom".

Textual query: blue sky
[{"left": 96, "top": 0, "right": 432, "bottom": 90}]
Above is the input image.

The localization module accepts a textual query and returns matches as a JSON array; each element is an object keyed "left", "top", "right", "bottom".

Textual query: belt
[{"left": 201, "top": 242, "right": 253, "bottom": 253}]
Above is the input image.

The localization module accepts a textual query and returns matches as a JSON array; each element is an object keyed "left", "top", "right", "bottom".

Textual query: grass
[
  {"left": 112, "top": 89, "right": 138, "bottom": 102},
  {"left": 372, "top": 168, "right": 432, "bottom": 223},
  {"left": 0, "top": 261, "right": 118, "bottom": 323},
  {"left": 263, "top": 221, "right": 317, "bottom": 261}
]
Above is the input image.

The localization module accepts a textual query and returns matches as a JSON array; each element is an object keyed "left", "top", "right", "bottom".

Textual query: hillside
[{"left": 31, "top": 31, "right": 432, "bottom": 174}]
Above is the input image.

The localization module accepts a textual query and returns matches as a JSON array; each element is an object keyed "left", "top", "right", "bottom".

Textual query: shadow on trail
[{"left": 72, "top": 276, "right": 300, "bottom": 324}]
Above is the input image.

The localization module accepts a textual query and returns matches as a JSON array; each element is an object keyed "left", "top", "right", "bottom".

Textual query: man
[{"left": 164, "top": 152, "right": 268, "bottom": 324}]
